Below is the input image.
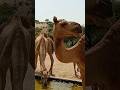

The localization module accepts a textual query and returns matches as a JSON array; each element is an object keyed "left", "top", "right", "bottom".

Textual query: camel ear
[{"left": 53, "top": 16, "right": 58, "bottom": 23}]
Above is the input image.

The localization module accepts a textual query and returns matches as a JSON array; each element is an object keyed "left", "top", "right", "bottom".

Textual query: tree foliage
[{"left": 35, "top": 27, "right": 42, "bottom": 38}]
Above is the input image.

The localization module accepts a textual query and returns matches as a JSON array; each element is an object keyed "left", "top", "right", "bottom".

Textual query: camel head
[
  {"left": 53, "top": 16, "right": 82, "bottom": 39},
  {"left": 41, "top": 70, "right": 48, "bottom": 87}
]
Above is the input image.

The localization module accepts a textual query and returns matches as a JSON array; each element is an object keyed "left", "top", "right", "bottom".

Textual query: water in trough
[{"left": 35, "top": 80, "right": 82, "bottom": 90}]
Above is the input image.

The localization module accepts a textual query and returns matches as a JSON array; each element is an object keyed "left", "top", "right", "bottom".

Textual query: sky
[{"left": 35, "top": 0, "right": 85, "bottom": 25}]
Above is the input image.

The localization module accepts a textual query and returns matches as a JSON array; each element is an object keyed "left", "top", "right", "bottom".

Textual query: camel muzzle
[{"left": 41, "top": 76, "right": 48, "bottom": 87}]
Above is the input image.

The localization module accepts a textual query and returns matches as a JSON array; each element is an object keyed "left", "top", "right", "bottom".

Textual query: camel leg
[
  {"left": 39, "top": 50, "right": 48, "bottom": 86},
  {"left": 35, "top": 51, "right": 39, "bottom": 69},
  {"left": 39, "top": 52, "right": 47, "bottom": 73},
  {"left": 35, "top": 43, "right": 39, "bottom": 69},
  {"left": 0, "top": 68, "right": 7, "bottom": 90},
  {"left": 74, "top": 63, "right": 81, "bottom": 79},
  {"left": 0, "top": 47, "right": 10, "bottom": 90},
  {"left": 77, "top": 62, "right": 85, "bottom": 89},
  {"left": 29, "top": 33, "right": 35, "bottom": 69},
  {"left": 39, "top": 39, "right": 49, "bottom": 87},
  {"left": 39, "top": 38, "right": 47, "bottom": 72},
  {"left": 73, "top": 63, "right": 77, "bottom": 77},
  {"left": 48, "top": 53, "right": 54, "bottom": 76},
  {"left": 10, "top": 33, "right": 28, "bottom": 90},
  {"left": 29, "top": 46, "right": 35, "bottom": 69}
]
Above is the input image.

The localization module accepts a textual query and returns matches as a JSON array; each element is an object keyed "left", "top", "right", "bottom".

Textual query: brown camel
[
  {"left": 0, "top": 0, "right": 34, "bottom": 90},
  {"left": 85, "top": 0, "right": 120, "bottom": 90},
  {"left": 35, "top": 32, "right": 54, "bottom": 76},
  {"left": 0, "top": 16, "right": 33, "bottom": 90},
  {"left": 85, "top": 19, "right": 120, "bottom": 90},
  {"left": 53, "top": 17, "right": 85, "bottom": 82}
]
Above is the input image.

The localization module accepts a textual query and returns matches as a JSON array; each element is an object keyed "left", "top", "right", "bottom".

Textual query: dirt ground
[{"left": 35, "top": 53, "right": 80, "bottom": 81}]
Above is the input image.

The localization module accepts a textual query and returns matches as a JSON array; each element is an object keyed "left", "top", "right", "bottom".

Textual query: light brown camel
[
  {"left": 53, "top": 17, "right": 85, "bottom": 82},
  {"left": 35, "top": 32, "right": 54, "bottom": 77}
]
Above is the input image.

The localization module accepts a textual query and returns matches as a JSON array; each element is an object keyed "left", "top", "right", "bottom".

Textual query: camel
[
  {"left": 35, "top": 32, "right": 54, "bottom": 85},
  {"left": 0, "top": 16, "right": 34, "bottom": 90},
  {"left": 0, "top": 0, "right": 34, "bottom": 90},
  {"left": 86, "top": 0, "right": 113, "bottom": 49},
  {"left": 85, "top": 19, "right": 120, "bottom": 90},
  {"left": 53, "top": 17, "right": 85, "bottom": 83},
  {"left": 85, "top": 0, "right": 120, "bottom": 89}
]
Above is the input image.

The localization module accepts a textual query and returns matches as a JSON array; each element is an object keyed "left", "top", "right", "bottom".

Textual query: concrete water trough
[
  {"left": 35, "top": 73, "right": 82, "bottom": 85},
  {"left": 35, "top": 73, "right": 83, "bottom": 90}
]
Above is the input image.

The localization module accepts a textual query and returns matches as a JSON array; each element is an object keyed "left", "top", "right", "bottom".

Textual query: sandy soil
[{"left": 35, "top": 53, "right": 80, "bottom": 81}]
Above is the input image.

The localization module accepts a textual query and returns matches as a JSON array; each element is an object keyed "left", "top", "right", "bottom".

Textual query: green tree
[
  {"left": 44, "top": 19, "right": 53, "bottom": 37},
  {"left": 35, "top": 27, "right": 42, "bottom": 38},
  {"left": 45, "top": 19, "right": 49, "bottom": 22}
]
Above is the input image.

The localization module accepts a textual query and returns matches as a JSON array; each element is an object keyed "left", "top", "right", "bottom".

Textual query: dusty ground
[{"left": 35, "top": 53, "right": 80, "bottom": 81}]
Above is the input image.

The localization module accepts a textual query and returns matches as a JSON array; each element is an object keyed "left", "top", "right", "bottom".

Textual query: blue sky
[{"left": 35, "top": 0, "right": 85, "bottom": 25}]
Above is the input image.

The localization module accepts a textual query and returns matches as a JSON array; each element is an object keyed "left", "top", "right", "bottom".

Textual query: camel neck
[{"left": 54, "top": 37, "right": 82, "bottom": 63}]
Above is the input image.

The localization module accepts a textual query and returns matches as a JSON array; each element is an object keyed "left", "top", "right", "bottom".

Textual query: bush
[{"left": 35, "top": 27, "right": 42, "bottom": 38}]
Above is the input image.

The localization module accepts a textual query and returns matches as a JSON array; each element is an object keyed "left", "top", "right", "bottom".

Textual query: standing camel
[
  {"left": 0, "top": 0, "right": 34, "bottom": 89},
  {"left": 85, "top": 0, "right": 120, "bottom": 89},
  {"left": 85, "top": 19, "right": 120, "bottom": 90},
  {"left": 35, "top": 32, "right": 54, "bottom": 77},
  {"left": 0, "top": 16, "right": 32, "bottom": 90},
  {"left": 53, "top": 17, "right": 85, "bottom": 83}
]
